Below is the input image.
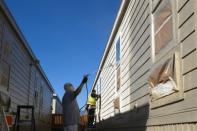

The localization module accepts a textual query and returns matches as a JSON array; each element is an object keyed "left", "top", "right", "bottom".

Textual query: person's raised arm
[{"left": 74, "top": 75, "right": 88, "bottom": 97}]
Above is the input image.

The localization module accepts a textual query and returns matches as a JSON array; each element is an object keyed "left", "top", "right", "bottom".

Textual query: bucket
[{"left": 6, "top": 115, "right": 13, "bottom": 126}]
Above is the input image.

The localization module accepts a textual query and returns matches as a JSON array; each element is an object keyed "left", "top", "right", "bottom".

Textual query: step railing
[
  {"left": 0, "top": 108, "right": 10, "bottom": 131},
  {"left": 52, "top": 114, "right": 63, "bottom": 128}
]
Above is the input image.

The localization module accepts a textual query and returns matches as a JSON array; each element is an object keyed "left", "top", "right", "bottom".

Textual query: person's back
[
  {"left": 62, "top": 76, "right": 88, "bottom": 131},
  {"left": 86, "top": 89, "right": 100, "bottom": 128},
  {"left": 62, "top": 90, "right": 80, "bottom": 126}
]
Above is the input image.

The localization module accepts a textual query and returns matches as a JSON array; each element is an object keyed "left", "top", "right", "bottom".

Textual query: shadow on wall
[{"left": 96, "top": 104, "right": 149, "bottom": 131}]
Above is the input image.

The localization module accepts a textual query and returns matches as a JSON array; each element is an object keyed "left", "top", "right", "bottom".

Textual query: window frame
[
  {"left": 150, "top": 0, "right": 184, "bottom": 109},
  {"left": 114, "top": 97, "right": 120, "bottom": 115},
  {"left": 114, "top": 33, "right": 122, "bottom": 114},
  {"left": 35, "top": 73, "right": 40, "bottom": 109},
  {"left": 0, "top": 41, "right": 12, "bottom": 94},
  {"left": 0, "top": 60, "right": 11, "bottom": 93},
  {"left": 150, "top": 49, "right": 183, "bottom": 108},
  {"left": 115, "top": 37, "right": 121, "bottom": 91},
  {"left": 1, "top": 42, "right": 12, "bottom": 64},
  {"left": 0, "top": 23, "right": 3, "bottom": 51},
  {"left": 0, "top": 13, "right": 4, "bottom": 58}
]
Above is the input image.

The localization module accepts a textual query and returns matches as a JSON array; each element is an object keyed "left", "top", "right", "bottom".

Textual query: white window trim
[
  {"left": 114, "top": 32, "right": 122, "bottom": 114},
  {"left": 150, "top": 0, "right": 184, "bottom": 109}
]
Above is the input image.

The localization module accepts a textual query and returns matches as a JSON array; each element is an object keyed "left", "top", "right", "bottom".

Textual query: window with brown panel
[
  {"left": 0, "top": 61, "right": 10, "bottom": 92},
  {"left": 114, "top": 97, "right": 120, "bottom": 115},
  {"left": 116, "top": 67, "right": 120, "bottom": 91},
  {"left": 1, "top": 42, "right": 12, "bottom": 63},
  {"left": 0, "top": 23, "right": 3, "bottom": 42},
  {"left": 0, "top": 41, "right": 12, "bottom": 94}
]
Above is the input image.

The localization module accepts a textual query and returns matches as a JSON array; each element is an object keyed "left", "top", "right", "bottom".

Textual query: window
[
  {"left": 116, "top": 67, "right": 120, "bottom": 91},
  {"left": 34, "top": 90, "right": 38, "bottom": 107},
  {"left": 0, "top": 42, "right": 12, "bottom": 92},
  {"left": 39, "top": 84, "right": 44, "bottom": 119},
  {"left": 114, "top": 97, "right": 120, "bottom": 115},
  {"left": 0, "top": 23, "right": 3, "bottom": 43},
  {"left": 34, "top": 74, "right": 40, "bottom": 108},
  {"left": 149, "top": 52, "right": 183, "bottom": 108},
  {"left": 150, "top": 0, "right": 183, "bottom": 108},
  {"left": 0, "top": 61, "right": 10, "bottom": 92},
  {"left": 116, "top": 38, "right": 121, "bottom": 90},
  {"left": 116, "top": 39, "right": 120, "bottom": 62},
  {"left": 153, "top": 0, "right": 174, "bottom": 55},
  {"left": 148, "top": 55, "right": 178, "bottom": 100},
  {"left": 1, "top": 42, "right": 12, "bottom": 63}
]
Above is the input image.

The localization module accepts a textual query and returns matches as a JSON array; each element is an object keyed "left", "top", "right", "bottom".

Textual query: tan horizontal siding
[
  {"left": 183, "top": 68, "right": 197, "bottom": 92},
  {"left": 121, "top": 40, "right": 151, "bottom": 87},
  {"left": 121, "top": 0, "right": 139, "bottom": 41},
  {"left": 181, "top": 32, "right": 196, "bottom": 58},
  {"left": 147, "top": 123, "right": 197, "bottom": 131},
  {"left": 121, "top": 16, "right": 150, "bottom": 74},
  {"left": 178, "top": 0, "right": 190, "bottom": 12},
  {"left": 121, "top": 1, "right": 150, "bottom": 65},
  {"left": 178, "top": 0, "right": 194, "bottom": 28},
  {"left": 121, "top": 0, "right": 136, "bottom": 35},
  {"left": 148, "top": 87, "right": 197, "bottom": 125},
  {"left": 178, "top": 13, "right": 195, "bottom": 43},
  {"left": 121, "top": 3, "right": 151, "bottom": 114},
  {"left": 121, "top": 0, "right": 147, "bottom": 46},
  {"left": 182, "top": 50, "right": 197, "bottom": 75},
  {"left": 100, "top": 45, "right": 116, "bottom": 120}
]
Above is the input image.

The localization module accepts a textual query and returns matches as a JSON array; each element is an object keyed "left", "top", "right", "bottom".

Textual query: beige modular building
[
  {"left": 92, "top": 0, "right": 197, "bottom": 130},
  {"left": 0, "top": 0, "right": 54, "bottom": 130}
]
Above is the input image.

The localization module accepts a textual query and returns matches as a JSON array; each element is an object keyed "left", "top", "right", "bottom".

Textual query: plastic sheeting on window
[
  {"left": 148, "top": 56, "right": 179, "bottom": 100},
  {"left": 154, "top": 0, "right": 172, "bottom": 31},
  {"left": 155, "top": 17, "right": 173, "bottom": 54},
  {"left": 154, "top": 0, "right": 173, "bottom": 54}
]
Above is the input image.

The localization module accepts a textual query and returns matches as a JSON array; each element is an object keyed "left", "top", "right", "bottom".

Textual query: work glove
[
  {"left": 98, "top": 94, "right": 101, "bottom": 98},
  {"left": 82, "top": 75, "right": 88, "bottom": 84},
  {"left": 86, "top": 105, "right": 89, "bottom": 111}
]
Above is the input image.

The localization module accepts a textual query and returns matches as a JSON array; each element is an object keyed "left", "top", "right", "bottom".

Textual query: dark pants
[{"left": 88, "top": 108, "right": 95, "bottom": 128}]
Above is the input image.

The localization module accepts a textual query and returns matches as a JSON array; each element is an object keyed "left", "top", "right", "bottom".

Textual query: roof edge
[{"left": 92, "top": 0, "right": 130, "bottom": 90}]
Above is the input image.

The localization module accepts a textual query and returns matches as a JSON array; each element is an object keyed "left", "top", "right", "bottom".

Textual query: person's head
[
  {"left": 91, "top": 89, "right": 96, "bottom": 94},
  {"left": 64, "top": 83, "right": 74, "bottom": 92}
]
